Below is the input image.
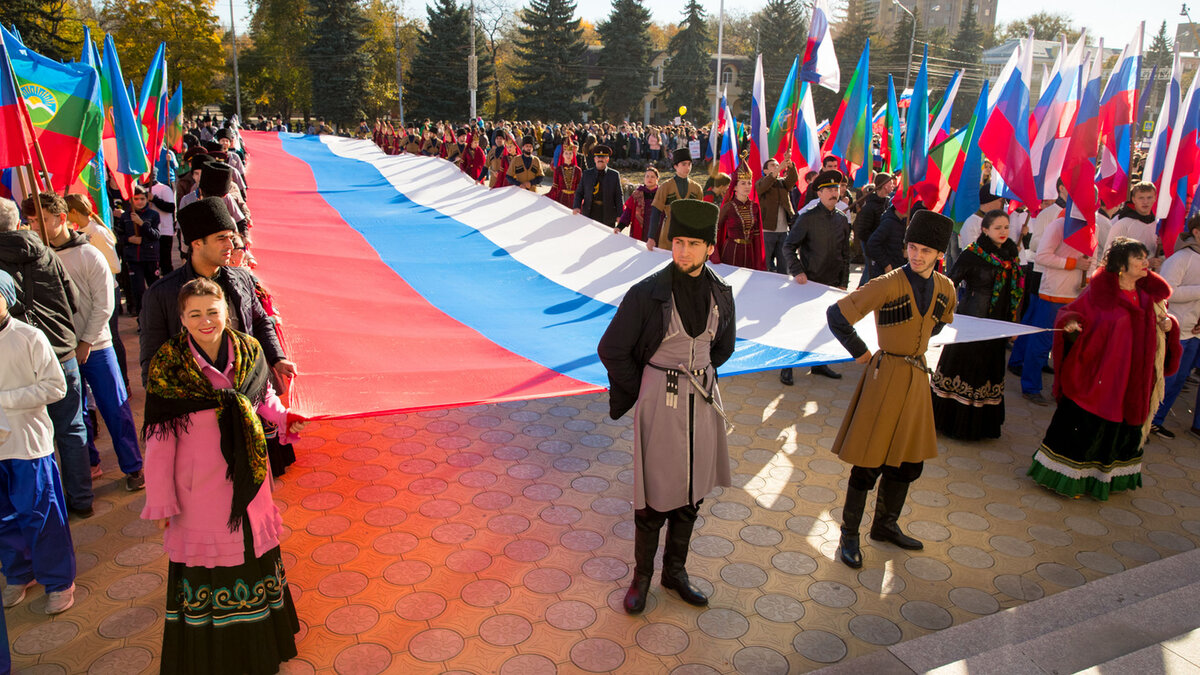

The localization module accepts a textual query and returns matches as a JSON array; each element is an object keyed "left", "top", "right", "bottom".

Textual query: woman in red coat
[
  {"left": 547, "top": 136, "right": 581, "bottom": 207},
  {"left": 615, "top": 167, "right": 659, "bottom": 241},
  {"left": 1029, "top": 237, "right": 1182, "bottom": 500},
  {"left": 460, "top": 132, "right": 487, "bottom": 183},
  {"left": 714, "top": 165, "right": 766, "bottom": 270}
]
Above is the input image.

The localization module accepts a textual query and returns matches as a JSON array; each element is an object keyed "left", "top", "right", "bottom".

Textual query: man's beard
[{"left": 674, "top": 258, "right": 705, "bottom": 275}]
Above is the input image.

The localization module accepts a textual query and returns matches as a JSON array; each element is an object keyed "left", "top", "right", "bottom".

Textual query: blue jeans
[
  {"left": 79, "top": 346, "right": 143, "bottom": 474},
  {"left": 1154, "top": 337, "right": 1200, "bottom": 427},
  {"left": 764, "top": 231, "right": 788, "bottom": 274},
  {"left": 0, "top": 456, "right": 77, "bottom": 592},
  {"left": 1013, "top": 295, "right": 1067, "bottom": 395},
  {"left": 45, "top": 356, "right": 92, "bottom": 511}
]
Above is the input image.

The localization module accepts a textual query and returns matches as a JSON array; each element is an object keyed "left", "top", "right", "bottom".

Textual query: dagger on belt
[{"left": 676, "top": 363, "right": 734, "bottom": 432}]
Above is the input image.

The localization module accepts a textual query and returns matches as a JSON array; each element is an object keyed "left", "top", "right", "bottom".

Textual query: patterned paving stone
[
  {"left": 1037, "top": 562, "right": 1086, "bottom": 587},
  {"left": 1065, "top": 515, "right": 1109, "bottom": 536},
  {"left": 771, "top": 551, "right": 818, "bottom": 576},
  {"left": 546, "top": 599, "right": 596, "bottom": 630},
  {"left": 590, "top": 496, "right": 632, "bottom": 516},
  {"left": 809, "top": 580, "right": 857, "bottom": 608},
  {"left": 582, "top": 556, "right": 629, "bottom": 581},
  {"left": 720, "top": 562, "right": 768, "bottom": 588},
  {"left": 794, "top": 630, "right": 848, "bottom": 664},
  {"left": 785, "top": 515, "right": 829, "bottom": 536},
  {"left": 732, "top": 646, "right": 790, "bottom": 675},
  {"left": 395, "top": 591, "right": 447, "bottom": 621},
  {"left": 97, "top": 606, "right": 158, "bottom": 639},
  {"left": 472, "top": 491, "right": 513, "bottom": 510},
  {"left": 105, "top": 572, "right": 162, "bottom": 601},
  {"left": 312, "top": 541, "right": 359, "bottom": 565},
  {"left": 948, "top": 545, "right": 995, "bottom": 569},
  {"left": 849, "top": 614, "right": 903, "bottom": 645},
  {"left": 1148, "top": 530, "right": 1196, "bottom": 551},
  {"left": 363, "top": 506, "right": 408, "bottom": 528},
  {"left": 333, "top": 642, "right": 393, "bottom": 675},
  {"left": 318, "top": 571, "right": 369, "bottom": 598},
  {"left": 858, "top": 568, "right": 906, "bottom": 595},
  {"left": 739, "top": 524, "right": 783, "bottom": 546},
  {"left": 383, "top": 560, "right": 432, "bottom": 586},
  {"left": 500, "top": 654, "right": 557, "bottom": 675},
  {"left": 994, "top": 574, "right": 1045, "bottom": 601},
  {"left": 12, "top": 621, "right": 78, "bottom": 655},
  {"left": 947, "top": 511, "right": 990, "bottom": 531},
  {"left": 710, "top": 501, "right": 753, "bottom": 521},
  {"left": 905, "top": 557, "right": 952, "bottom": 582},
  {"left": 1077, "top": 551, "right": 1125, "bottom": 574},
  {"left": 754, "top": 593, "right": 806, "bottom": 622},
  {"left": 373, "top": 531, "right": 419, "bottom": 555},
  {"left": 901, "top": 600, "right": 953, "bottom": 630},
  {"left": 505, "top": 539, "right": 550, "bottom": 562},
  {"left": 87, "top": 647, "right": 154, "bottom": 675},
  {"left": 446, "top": 549, "right": 492, "bottom": 573},
  {"left": 908, "top": 520, "right": 951, "bottom": 542},
  {"left": 948, "top": 587, "right": 1001, "bottom": 615},
  {"left": 524, "top": 567, "right": 572, "bottom": 594},
  {"left": 570, "top": 637, "right": 625, "bottom": 673},
  {"left": 480, "top": 614, "right": 533, "bottom": 646},
  {"left": 797, "top": 485, "right": 838, "bottom": 503},
  {"left": 409, "top": 628, "right": 465, "bottom": 662},
  {"left": 637, "top": 622, "right": 690, "bottom": 655},
  {"left": 984, "top": 502, "right": 1026, "bottom": 521},
  {"left": 326, "top": 604, "right": 379, "bottom": 635},
  {"left": 561, "top": 529, "right": 605, "bottom": 552},
  {"left": 697, "top": 608, "right": 750, "bottom": 639},
  {"left": 113, "top": 542, "right": 164, "bottom": 567},
  {"left": 487, "top": 514, "right": 531, "bottom": 535}
]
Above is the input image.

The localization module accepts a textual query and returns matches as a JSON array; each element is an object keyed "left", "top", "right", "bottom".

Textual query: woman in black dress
[{"left": 931, "top": 210, "right": 1024, "bottom": 439}]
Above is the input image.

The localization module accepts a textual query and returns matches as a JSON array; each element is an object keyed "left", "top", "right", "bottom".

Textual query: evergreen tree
[
  {"left": 753, "top": 0, "right": 806, "bottom": 105},
  {"left": 1, "top": 0, "right": 83, "bottom": 62},
  {"left": 308, "top": 0, "right": 372, "bottom": 128},
  {"left": 242, "top": 0, "right": 314, "bottom": 121},
  {"left": 407, "top": 0, "right": 493, "bottom": 122},
  {"left": 949, "top": 0, "right": 985, "bottom": 126},
  {"left": 662, "top": 0, "right": 713, "bottom": 122},
  {"left": 511, "top": 0, "right": 588, "bottom": 121},
  {"left": 887, "top": 6, "right": 920, "bottom": 91},
  {"left": 594, "top": 0, "right": 654, "bottom": 121},
  {"left": 1145, "top": 21, "right": 1175, "bottom": 122}
]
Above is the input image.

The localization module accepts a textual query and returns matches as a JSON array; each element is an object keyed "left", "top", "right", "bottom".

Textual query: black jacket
[
  {"left": 866, "top": 206, "right": 908, "bottom": 277},
  {"left": 597, "top": 263, "right": 736, "bottom": 420},
  {"left": 853, "top": 193, "right": 889, "bottom": 246},
  {"left": 784, "top": 203, "right": 851, "bottom": 287},
  {"left": 0, "top": 230, "right": 77, "bottom": 359},
  {"left": 139, "top": 262, "right": 286, "bottom": 382},
  {"left": 574, "top": 167, "right": 624, "bottom": 227},
  {"left": 949, "top": 235, "right": 1021, "bottom": 320},
  {"left": 114, "top": 207, "right": 161, "bottom": 263}
]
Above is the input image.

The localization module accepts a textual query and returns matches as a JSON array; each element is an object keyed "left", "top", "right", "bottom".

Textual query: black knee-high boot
[
  {"left": 625, "top": 510, "right": 665, "bottom": 614},
  {"left": 839, "top": 486, "right": 869, "bottom": 568},
  {"left": 660, "top": 505, "right": 707, "bottom": 606},
  {"left": 870, "top": 478, "right": 923, "bottom": 550}
]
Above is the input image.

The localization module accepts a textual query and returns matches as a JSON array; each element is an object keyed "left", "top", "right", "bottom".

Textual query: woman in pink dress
[{"left": 142, "top": 277, "right": 306, "bottom": 674}]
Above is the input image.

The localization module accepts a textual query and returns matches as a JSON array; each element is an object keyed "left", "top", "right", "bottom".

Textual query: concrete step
[
  {"left": 815, "top": 548, "right": 1200, "bottom": 674},
  {"left": 1077, "top": 628, "right": 1200, "bottom": 674}
]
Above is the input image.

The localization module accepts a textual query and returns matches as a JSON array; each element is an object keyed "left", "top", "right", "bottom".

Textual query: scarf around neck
[
  {"left": 143, "top": 329, "right": 271, "bottom": 532},
  {"left": 965, "top": 235, "right": 1025, "bottom": 321}
]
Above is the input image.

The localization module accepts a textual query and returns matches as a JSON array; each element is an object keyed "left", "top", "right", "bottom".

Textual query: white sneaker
[
  {"left": 2, "top": 580, "right": 34, "bottom": 608},
  {"left": 44, "top": 584, "right": 75, "bottom": 614}
]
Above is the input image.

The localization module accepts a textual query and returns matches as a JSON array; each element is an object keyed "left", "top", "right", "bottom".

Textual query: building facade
[{"left": 869, "top": 0, "right": 999, "bottom": 37}]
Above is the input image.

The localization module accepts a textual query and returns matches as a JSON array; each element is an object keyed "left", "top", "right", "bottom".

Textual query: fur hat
[
  {"left": 189, "top": 153, "right": 214, "bottom": 173},
  {"left": 521, "top": 136, "right": 535, "bottom": 147},
  {"left": 813, "top": 170, "right": 844, "bottom": 191},
  {"left": 672, "top": 147, "right": 692, "bottom": 166},
  {"left": 905, "top": 210, "right": 954, "bottom": 253},
  {"left": 667, "top": 199, "right": 719, "bottom": 244},
  {"left": 178, "top": 197, "right": 236, "bottom": 244},
  {"left": 202, "top": 140, "right": 223, "bottom": 153},
  {"left": 198, "top": 161, "right": 233, "bottom": 197},
  {"left": 215, "top": 127, "right": 235, "bottom": 141},
  {"left": 979, "top": 184, "right": 1003, "bottom": 205}
]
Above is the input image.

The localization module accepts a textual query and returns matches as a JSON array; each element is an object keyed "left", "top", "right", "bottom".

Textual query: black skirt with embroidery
[
  {"left": 930, "top": 337, "right": 1007, "bottom": 440},
  {"left": 161, "top": 528, "right": 299, "bottom": 675}
]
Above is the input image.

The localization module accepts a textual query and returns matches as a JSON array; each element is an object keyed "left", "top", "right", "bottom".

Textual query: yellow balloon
[{"left": 678, "top": 106, "right": 687, "bottom": 116}]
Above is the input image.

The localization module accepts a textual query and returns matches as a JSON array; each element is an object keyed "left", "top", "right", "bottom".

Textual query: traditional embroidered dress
[
  {"left": 547, "top": 159, "right": 581, "bottom": 208},
  {"left": 142, "top": 330, "right": 299, "bottom": 674},
  {"left": 1028, "top": 270, "right": 1181, "bottom": 500},
  {"left": 715, "top": 197, "right": 766, "bottom": 270},
  {"left": 931, "top": 235, "right": 1024, "bottom": 439},
  {"left": 489, "top": 147, "right": 511, "bottom": 188}
]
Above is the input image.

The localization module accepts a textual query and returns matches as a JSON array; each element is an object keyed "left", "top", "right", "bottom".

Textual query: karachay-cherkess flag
[
  {"left": 137, "top": 43, "right": 168, "bottom": 173},
  {"left": 1, "top": 25, "right": 102, "bottom": 193}
]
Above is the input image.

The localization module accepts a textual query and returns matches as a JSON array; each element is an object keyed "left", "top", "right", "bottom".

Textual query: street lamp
[{"left": 893, "top": 0, "right": 917, "bottom": 94}]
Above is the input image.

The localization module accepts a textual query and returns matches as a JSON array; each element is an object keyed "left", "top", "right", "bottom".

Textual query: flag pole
[{"left": 21, "top": 164, "right": 50, "bottom": 246}]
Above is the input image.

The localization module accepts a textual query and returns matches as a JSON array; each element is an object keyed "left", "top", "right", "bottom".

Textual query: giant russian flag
[
  {"left": 241, "top": 133, "right": 1037, "bottom": 419},
  {"left": 1095, "top": 22, "right": 1143, "bottom": 211}
]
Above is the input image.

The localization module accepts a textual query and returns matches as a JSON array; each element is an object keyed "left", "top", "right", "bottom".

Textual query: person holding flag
[{"left": 757, "top": 158, "right": 798, "bottom": 274}]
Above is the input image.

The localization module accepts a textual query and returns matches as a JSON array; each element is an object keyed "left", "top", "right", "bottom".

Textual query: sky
[{"left": 221, "top": 0, "right": 1179, "bottom": 54}]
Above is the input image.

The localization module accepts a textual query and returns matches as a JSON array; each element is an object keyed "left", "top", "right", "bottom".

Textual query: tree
[
  {"left": 1144, "top": 20, "right": 1175, "bottom": 119},
  {"left": 948, "top": 0, "right": 985, "bottom": 126},
  {"left": 100, "top": 0, "right": 225, "bottom": 109},
  {"left": 307, "top": 0, "right": 372, "bottom": 128},
  {"left": 1001, "top": 11, "right": 1080, "bottom": 42},
  {"left": 407, "top": 0, "right": 493, "bottom": 122},
  {"left": 0, "top": 0, "right": 85, "bottom": 62},
  {"left": 823, "top": 0, "right": 874, "bottom": 116},
  {"left": 662, "top": 0, "right": 713, "bottom": 123},
  {"left": 355, "top": 0, "right": 422, "bottom": 121},
  {"left": 594, "top": 0, "right": 654, "bottom": 122},
  {"left": 241, "top": 0, "right": 314, "bottom": 121},
  {"left": 885, "top": 6, "right": 920, "bottom": 91},
  {"left": 474, "top": 0, "right": 516, "bottom": 118},
  {"left": 753, "top": 0, "right": 806, "bottom": 107},
  {"left": 510, "top": 0, "right": 588, "bottom": 121}
]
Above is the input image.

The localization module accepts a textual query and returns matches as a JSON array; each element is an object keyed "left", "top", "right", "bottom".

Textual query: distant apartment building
[{"left": 868, "top": 0, "right": 999, "bottom": 36}]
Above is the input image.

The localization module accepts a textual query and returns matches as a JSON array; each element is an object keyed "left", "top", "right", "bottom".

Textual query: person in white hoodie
[
  {"left": 23, "top": 193, "right": 144, "bottom": 492},
  {"left": 1151, "top": 215, "right": 1200, "bottom": 438},
  {"left": 0, "top": 268, "right": 77, "bottom": 615},
  {"left": 1105, "top": 182, "right": 1161, "bottom": 269},
  {"left": 1011, "top": 210, "right": 1094, "bottom": 405}
]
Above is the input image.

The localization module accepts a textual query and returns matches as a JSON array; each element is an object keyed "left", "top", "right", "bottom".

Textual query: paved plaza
[{"left": 7, "top": 319, "right": 1200, "bottom": 674}]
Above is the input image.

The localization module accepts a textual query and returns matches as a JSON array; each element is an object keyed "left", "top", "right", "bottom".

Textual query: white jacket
[
  {"left": 1034, "top": 217, "right": 1087, "bottom": 300},
  {"left": 1161, "top": 243, "right": 1200, "bottom": 333},
  {"left": 53, "top": 234, "right": 114, "bottom": 351},
  {"left": 1027, "top": 204, "right": 1063, "bottom": 268},
  {"left": 1106, "top": 215, "right": 1159, "bottom": 257},
  {"left": 0, "top": 317, "right": 66, "bottom": 461}
]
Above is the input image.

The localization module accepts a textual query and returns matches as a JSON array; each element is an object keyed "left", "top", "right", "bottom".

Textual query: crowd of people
[
  {"left": 1, "top": 117, "right": 306, "bottom": 673},
  {"left": 0, "top": 107, "right": 1194, "bottom": 673}
]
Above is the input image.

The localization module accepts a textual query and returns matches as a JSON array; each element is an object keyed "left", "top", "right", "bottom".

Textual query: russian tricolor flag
[
  {"left": 980, "top": 31, "right": 1040, "bottom": 215},
  {"left": 1156, "top": 63, "right": 1200, "bottom": 257},
  {"left": 717, "top": 90, "right": 738, "bottom": 177},
  {"left": 800, "top": 0, "right": 840, "bottom": 92},
  {"left": 929, "top": 70, "right": 962, "bottom": 147},
  {"left": 1030, "top": 34, "right": 1087, "bottom": 200},
  {"left": 1096, "top": 22, "right": 1143, "bottom": 212},
  {"left": 1146, "top": 51, "right": 1182, "bottom": 189},
  {"left": 749, "top": 55, "right": 769, "bottom": 182},
  {"left": 1061, "top": 45, "right": 1105, "bottom": 256}
]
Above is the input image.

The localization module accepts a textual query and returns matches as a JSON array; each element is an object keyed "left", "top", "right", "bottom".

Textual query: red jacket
[
  {"left": 1053, "top": 269, "right": 1181, "bottom": 424},
  {"left": 461, "top": 145, "right": 487, "bottom": 182}
]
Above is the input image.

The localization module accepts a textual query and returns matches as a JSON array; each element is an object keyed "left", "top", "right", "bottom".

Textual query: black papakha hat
[
  {"left": 672, "top": 147, "right": 692, "bottom": 165},
  {"left": 813, "top": 169, "right": 844, "bottom": 190},
  {"left": 521, "top": 136, "right": 535, "bottom": 146},
  {"left": 905, "top": 210, "right": 954, "bottom": 253},
  {"left": 198, "top": 161, "right": 233, "bottom": 198},
  {"left": 979, "top": 184, "right": 1003, "bottom": 204},
  {"left": 178, "top": 197, "right": 236, "bottom": 244},
  {"left": 667, "top": 199, "right": 719, "bottom": 244},
  {"left": 592, "top": 145, "right": 612, "bottom": 157},
  {"left": 202, "top": 140, "right": 223, "bottom": 153},
  {"left": 215, "top": 127, "right": 235, "bottom": 141},
  {"left": 189, "top": 153, "right": 213, "bottom": 173}
]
